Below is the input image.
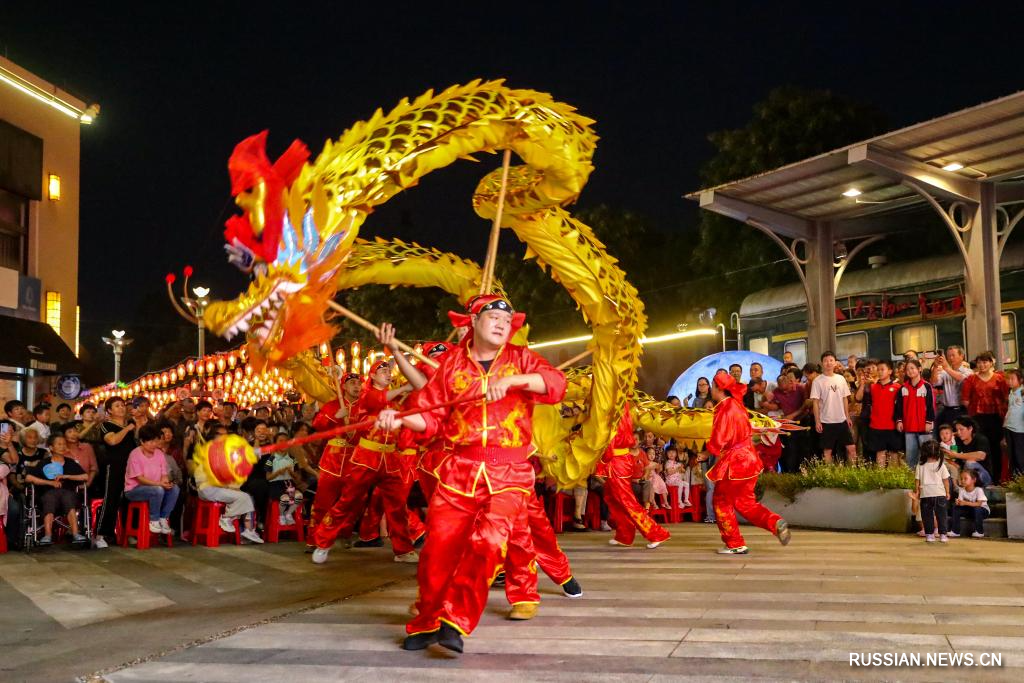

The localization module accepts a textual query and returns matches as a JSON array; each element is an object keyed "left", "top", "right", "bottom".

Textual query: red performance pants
[
  {"left": 416, "top": 470, "right": 438, "bottom": 505},
  {"left": 310, "top": 469, "right": 344, "bottom": 533},
  {"left": 604, "top": 474, "right": 670, "bottom": 546},
  {"left": 505, "top": 491, "right": 571, "bottom": 603},
  {"left": 407, "top": 461, "right": 536, "bottom": 636},
  {"left": 712, "top": 476, "right": 781, "bottom": 549},
  {"left": 358, "top": 486, "right": 426, "bottom": 543},
  {"left": 312, "top": 461, "right": 415, "bottom": 556}
]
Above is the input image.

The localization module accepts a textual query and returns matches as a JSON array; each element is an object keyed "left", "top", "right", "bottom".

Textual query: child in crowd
[
  {"left": 863, "top": 359, "right": 902, "bottom": 467},
  {"left": 915, "top": 441, "right": 951, "bottom": 543},
  {"left": 1004, "top": 369, "right": 1024, "bottom": 477},
  {"left": 645, "top": 446, "right": 669, "bottom": 509},
  {"left": 266, "top": 445, "right": 304, "bottom": 526},
  {"left": 949, "top": 469, "right": 989, "bottom": 538},
  {"left": 662, "top": 447, "right": 691, "bottom": 508}
]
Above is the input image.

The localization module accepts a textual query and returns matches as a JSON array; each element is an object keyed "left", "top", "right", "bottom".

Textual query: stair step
[
  {"left": 984, "top": 486, "right": 1007, "bottom": 504},
  {"left": 983, "top": 516, "right": 1008, "bottom": 538}
]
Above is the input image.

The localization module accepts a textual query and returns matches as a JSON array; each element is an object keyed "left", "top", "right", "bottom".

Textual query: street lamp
[
  {"left": 102, "top": 329, "right": 133, "bottom": 384},
  {"left": 182, "top": 285, "right": 211, "bottom": 357}
]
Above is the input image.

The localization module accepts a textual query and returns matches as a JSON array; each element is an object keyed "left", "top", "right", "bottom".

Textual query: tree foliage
[{"left": 691, "top": 86, "right": 890, "bottom": 315}]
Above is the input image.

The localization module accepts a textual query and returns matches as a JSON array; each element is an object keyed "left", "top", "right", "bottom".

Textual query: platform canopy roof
[{"left": 685, "top": 90, "right": 1024, "bottom": 239}]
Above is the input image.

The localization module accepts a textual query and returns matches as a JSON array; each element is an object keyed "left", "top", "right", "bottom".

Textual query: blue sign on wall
[{"left": 0, "top": 274, "right": 41, "bottom": 320}]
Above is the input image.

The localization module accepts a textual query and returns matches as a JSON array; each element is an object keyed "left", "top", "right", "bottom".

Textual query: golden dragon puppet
[{"left": 202, "top": 80, "right": 781, "bottom": 487}]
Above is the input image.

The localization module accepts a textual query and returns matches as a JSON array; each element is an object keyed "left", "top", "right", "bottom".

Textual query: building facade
[{"left": 0, "top": 55, "right": 96, "bottom": 406}]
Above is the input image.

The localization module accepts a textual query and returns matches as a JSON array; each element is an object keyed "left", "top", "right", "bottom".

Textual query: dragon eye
[{"left": 253, "top": 263, "right": 268, "bottom": 279}]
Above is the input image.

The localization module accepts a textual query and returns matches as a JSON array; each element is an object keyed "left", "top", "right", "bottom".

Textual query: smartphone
[{"left": 0, "top": 423, "right": 9, "bottom": 436}]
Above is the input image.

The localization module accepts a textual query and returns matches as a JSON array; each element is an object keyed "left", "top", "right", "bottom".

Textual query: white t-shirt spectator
[
  {"left": 23, "top": 421, "right": 49, "bottom": 442},
  {"left": 811, "top": 373, "right": 850, "bottom": 424},
  {"left": 957, "top": 486, "right": 989, "bottom": 512},
  {"left": 916, "top": 462, "right": 950, "bottom": 498}
]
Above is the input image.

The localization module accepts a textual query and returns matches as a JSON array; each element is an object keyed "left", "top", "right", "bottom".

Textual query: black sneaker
[
  {"left": 413, "top": 533, "right": 426, "bottom": 549},
  {"left": 353, "top": 537, "right": 384, "bottom": 548},
  {"left": 561, "top": 576, "right": 583, "bottom": 598},
  {"left": 402, "top": 630, "right": 438, "bottom": 650},
  {"left": 491, "top": 571, "right": 506, "bottom": 588},
  {"left": 437, "top": 623, "right": 464, "bottom": 653}
]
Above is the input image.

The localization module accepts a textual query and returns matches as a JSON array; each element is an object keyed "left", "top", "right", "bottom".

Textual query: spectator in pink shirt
[
  {"left": 62, "top": 423, "right": 98, "bottom": 487},
  {"left": 125, "top": 424, "right": 179, "bottom": 535}
]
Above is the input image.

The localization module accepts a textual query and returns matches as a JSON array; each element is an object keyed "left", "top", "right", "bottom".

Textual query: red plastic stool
[
  {"left": 118, "top": 501, "right": 172, "bottom": 550},
  {"left": 0, "top": 519, "right": 7, "bottom": 553},
  {"left": 683, "top": 485, "right": 705, "bottom": 522},
  {"left": 650, "top": 505, "right": 669, "bottom": 524},
  {"left": 191, "top": 499, "right": 241, "bottom": 547},
  {"left": 585, "top": 490, "right": 603, "bottom": 529},
  {"left": 548, "top": 491, "right": 576, "bottom": 533},
  {"left": 667, "top": 486, "right": 682, "bottom": 523},
  {"left": 265, "top": 500, "right": 305, "bottom": 543}
]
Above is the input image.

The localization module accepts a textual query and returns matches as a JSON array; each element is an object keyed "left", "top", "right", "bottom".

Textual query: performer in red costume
[
  {"left": 707, "top": 369, "right": 791, "bottom": 555},
  {"left": 352, "top": 481, "right": 427, "bottom": 548},
  {"left": 306, "top": 372, "right": 362, "bottom": 552},
  {"left": 311, "top": 356, "right": 418, "bottom": 564},
  {"left": 412, "top": 341, "right": 456, "bottom": 504},
  {"left": 377, "top": 294, "right": 566, "bottom": 653},
  {"left": 597, "top": 404, "right": 671, "bottom": 548}
]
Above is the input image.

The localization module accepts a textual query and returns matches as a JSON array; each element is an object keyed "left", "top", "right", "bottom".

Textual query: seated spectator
[
  {"left": 190, "top": 444, "right": 264, "bottom": 544},
  {"left": 124, "top": 424, "right": 180, "bottom": 535},
  {"left": 949, "top": 469, "right": 989, "bottom": 538},
  {"left": 951, "top": 417, "right": 994, "bottom": 487},
  {"left": 157, "top": 422, "right": 185, "bottom": 478},
  {"left": 667, "top": 395, "right": 681, "bottom": 408},
  {"left": 24, "top": 434, "right": 88, "bottom": 545},
  {"left": 266, "top": 444, "right": 304, "bottom": 526},
  {"left": 62, "top": 423, "right": 98, "bottom": 487}
]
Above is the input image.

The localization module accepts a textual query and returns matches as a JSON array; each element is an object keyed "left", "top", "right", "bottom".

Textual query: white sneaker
[
  {"left": 939, "top": 535, "right": 949, "bottom": 543},
  {"left": 159, "top": 519, "right": 172, "bottom": 534},
  {"left": 312, "top": 547, "right": 329, "bottom": 564},
  {"left": 599, "top": 521, "right": 612, "bottom": 532},
  {"left": 716, "top": 545, "right": 749, "bottom": 555},
  {"left": 149, "top": 521, "right": 164, "bottom": 534},
  {"left": 925, "top": 534, "right": 936, "bottom": 543},
  {"left": 241, "top": 529, "right": 264, "bottom": 544},
  {"left": 394, "top": 551, "right": 419, "bottom": 563},
  {"left": 646, "top": 540, "right": 664, "bottom": 549},
  {"left": 94, "top": 537, "right": 109, "bottom": 549},
  {"left": 971, "top": 531, "right": 985, "bottom": 538},
  {"left": 947, "top": 531, "right": 960, "bottom": 538},
  {"left": 219, "top": 516, "right": 236, "bottom": 533},
  {"left": 608, "top": 538, "right": 629, "bottom": 546}
]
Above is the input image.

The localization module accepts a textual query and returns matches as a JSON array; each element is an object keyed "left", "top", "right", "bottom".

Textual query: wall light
[
  {"left": 841, "top": 188, "right": 862, "bottom": 198},
  {"left": 48, "top": 174, "right": 61, "bottom": 201},
  {"left": 528, "top": 327, "right": 719, "bottom": 350},
  {"left": 941, "top": 162, "right": 964, "bottom": 172},
  {"left": 45, "top": 291, "right": 61, "bottom": 335},
  {"left": 0, "top": 63, "right": 98, "bottom": 124}
]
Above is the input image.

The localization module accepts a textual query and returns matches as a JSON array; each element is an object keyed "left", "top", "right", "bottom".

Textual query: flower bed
[
  {"left": 1006, "top": 475, "right": 1024, "bottom": 540},
  {"left": 753, "top": 462, "right": 915, "bottom": 532}
]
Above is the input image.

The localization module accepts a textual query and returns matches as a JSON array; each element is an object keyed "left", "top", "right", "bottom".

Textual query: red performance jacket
[
  {"left": 895, "top": 378, "right": 935, "bottom": 433},
  {"left": 348, "top": 386, "right": 405, "bottom": 473},
  {"left": 312, "top": 396, "right": 358, "bottom": 476},
  {"left": 867, "top": 380, "right": 900, "bottom": 431},
  {"left": 706, "top": 396, "right": 762, "bottom": 482},
  {"left": 596, "top": 404, "right": 637, "bottom": 479}
]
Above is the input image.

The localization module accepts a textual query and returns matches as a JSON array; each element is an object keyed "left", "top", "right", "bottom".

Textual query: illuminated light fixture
[
  {"left": 841, "top": 188, "right": 862, "bottom": 198},
  {"left": 206, "top": 360, "right": 215, "bottom": 374},
  {"left": 193, "top": 286, "right": 210, "bottom": 299},
  {"left": 941, "top": 162, "right": 964, "bottom": 172},
  {"left": 0, "top": 63, "right": 97, "bottom": 123},
  {"left": 48, "top": 174, "right": 61, "bottom": 201},
  {"left": 528, "top": 328, "right": 719, "bottom": 350},
  {"left": 45, "top": 291, "right": 61, "bottom": 335},
  {"left": 177, "top": 364, "right": 185, "bottom": 380},
  {"left": 335, "top": 348, "right": 346, "bottom": 366},
  {"left": 112, "top": 329, "right": 126, "bottom": 339},
  {"left": 227, "top": 354, "right": 237, "bottom": 369},
  {"left": 216, "top": 356, "right": 226, "bottom": 373}
]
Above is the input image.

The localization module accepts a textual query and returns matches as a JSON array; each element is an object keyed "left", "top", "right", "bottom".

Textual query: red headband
[
  {"left": 447, "top": 294, "right": 526, "bottom": 336},
  {"left": 713, "top": 370, "right": 747, "bottom": 400}
]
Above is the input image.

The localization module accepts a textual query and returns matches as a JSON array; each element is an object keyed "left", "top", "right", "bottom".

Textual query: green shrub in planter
[
  {"left": 1006, "top": 473, "right": 1024, "bottom": 496},
  {"left": 757, "top": 460, "right": 915, "bottom": 502}
]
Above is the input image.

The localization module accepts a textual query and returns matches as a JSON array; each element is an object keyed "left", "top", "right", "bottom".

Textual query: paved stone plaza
[{"left": 4, "top": 524, "right": 1024, "bottom": 682}]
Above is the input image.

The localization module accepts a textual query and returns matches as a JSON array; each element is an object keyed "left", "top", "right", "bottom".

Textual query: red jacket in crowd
[{"left": 895, "top": 378, "right": 936, "bottom": 433}]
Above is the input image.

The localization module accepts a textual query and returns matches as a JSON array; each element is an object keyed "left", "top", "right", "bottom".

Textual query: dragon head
[{"left": 204, "top": 131, "right": 360, "bottom": 366}]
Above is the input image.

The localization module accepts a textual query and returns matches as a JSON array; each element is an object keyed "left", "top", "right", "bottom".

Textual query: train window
[
  {"left": 836, "top": 332, "right": 868, "bottom": 361},
  {"left": 1002, "top": 312, "right": 1017, "bottom": 366},
  {"left": 783, "top": 340, "right": 806, "bottom": 366},
  {"left": 891, "top": 324, "right": 937, "bottom": 360},
  {"left": 748, "top": 337, "right": 769, "bottom": 356}
]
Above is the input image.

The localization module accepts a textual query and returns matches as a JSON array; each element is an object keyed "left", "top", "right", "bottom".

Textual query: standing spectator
[
  {"left": 772, "top": 372, "right": 808, "bottom": 472},
  {"left": 3, "top": 400, "right": 29, "bottom": 436},
  {"left": 931, "top": 345, "right": 972, "bottom": 433},
  {"left": 686, "top": 377, "right": 713, "bottom": 408},
  {"left": 863, "top": 360, "right": 901, "bottom": 467},
  {"left": 157, "top": 401, "right": 187, "bottom": 452},
  {"left": 23, "top": 403, "right": 51, "bottom": 442},
  {"left": 96, "top": 397, "right": 138, "bottom": 549},
  {"left": 749, "top": 362, "right": 775, "bottom": 394},
  {"left": 124, "top": 424, "right": 179, "bottom": 535},
  {"left": 846, "top": 355, "right": 858, "bottom": 373},
  {"left": 184, "top": 400, "right": 215, "bottom": 461},
  {"left": 130, "top": 397, "right": 152, "bottom": 429},
  {"left": 782, "top": 351, "right": 794, "bottom": 364},
  {"left": 810, "top": 351, "right": 856, "bottom": 465},
  {"left": 62, "top": 423, "right": 98, "bottom": 487},
  {"left": 744, "top": 378, "right": 767, "bottom": 411},
  {"left": 960, "top": 351, "right": 1008, "bottom": 481},
  {"left": 915, "top": 441, "right": 950, "bottom": 543},
  {"left": 728, "top": 364, "right": 743, "bottom": 383},
  {"left": 218, "top": 402, "right": 238, "bottom": 430},
  {"left": 895, "top": 359, "right": 935, "bottom": 468},
  {"left": 77, "top": 403, "right": 103, "bottom": 446},
  {"left": 52, "top": 403, "right": 74, "bottom": 433},
  {"left": 1005, "top": 369, "right": 1024, "bottom": 477}
]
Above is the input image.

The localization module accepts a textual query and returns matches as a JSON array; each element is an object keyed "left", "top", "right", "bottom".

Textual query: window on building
[
  {"left": 46, "top": 291, "right": 61, "bottom": 335},
  {"left": 748, "top": 337, "right": 769, "bottom": 356},
  {"left": 891, "top": 324, "right": 936, "bottom": 360},
  {"left": 836, "top": 332, "right": 868, "bottom": 361},
  {"left": 0, "top": 188, "right": 28, "bottom": 273},
  {"left": 784, "top": 340, "right": 806, "bottom": 367},
  {"left": 1002, "top": 312, "right": 1017, "bottom": 366}
]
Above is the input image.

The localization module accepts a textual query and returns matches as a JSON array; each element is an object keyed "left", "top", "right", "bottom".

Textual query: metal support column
[
  {"left": 964, "top": 183, "right": 1002, "bottom": 363},
  {"left": 805, "top": 222, "right": 837, "bottom": 363}
]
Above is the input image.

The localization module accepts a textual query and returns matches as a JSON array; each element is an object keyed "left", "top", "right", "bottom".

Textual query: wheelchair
[{"left": 22, "top": 483, "right": 92, "bottom": 551}]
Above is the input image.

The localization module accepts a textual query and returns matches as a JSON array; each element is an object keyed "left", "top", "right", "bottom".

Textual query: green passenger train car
[{"left": 738, "top": 243, "right": 1024, "bottom": 368}]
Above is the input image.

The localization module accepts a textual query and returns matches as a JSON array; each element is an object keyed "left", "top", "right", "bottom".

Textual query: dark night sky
[{"left": 2, "top": 3, "right": 1022, "bottom": 374}]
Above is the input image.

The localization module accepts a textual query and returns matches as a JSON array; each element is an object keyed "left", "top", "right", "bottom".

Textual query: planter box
[
  {"left": 1007, "top": 492, "right": 1024, "bottom": 540},
  {"left": 755, "top": 487, "right": 913, "bottom": 533}
]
